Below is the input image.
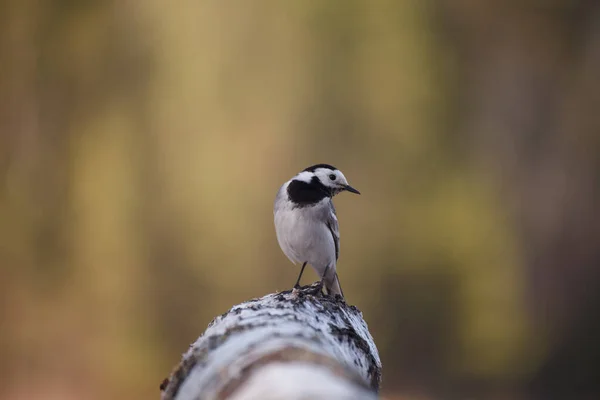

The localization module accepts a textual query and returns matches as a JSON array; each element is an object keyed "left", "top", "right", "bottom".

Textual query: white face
[
  {"left": 313, "top": 168, "right": 349, "bottom": 190},
  {"left": 294, "top": 168, "right": 359, "bottom": 195}
]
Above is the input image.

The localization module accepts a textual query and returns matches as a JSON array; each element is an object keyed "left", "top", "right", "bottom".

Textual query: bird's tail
[{"left": 326, "top": 271, "right": 344, "bottom": 299}]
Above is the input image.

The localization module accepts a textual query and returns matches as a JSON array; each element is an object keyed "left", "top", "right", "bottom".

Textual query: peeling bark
[{"left": 160, "top": 283, "right": 382, "bottom": 400}]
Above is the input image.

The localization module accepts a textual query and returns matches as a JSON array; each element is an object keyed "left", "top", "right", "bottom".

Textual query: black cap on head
[{"left": 303, "top": 164, "right": 338, "bottom": 173}]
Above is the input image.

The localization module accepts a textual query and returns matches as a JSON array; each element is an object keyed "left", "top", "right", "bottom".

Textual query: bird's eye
[{"left": 329, "top": 174, "right": 336, "bottom": 181}]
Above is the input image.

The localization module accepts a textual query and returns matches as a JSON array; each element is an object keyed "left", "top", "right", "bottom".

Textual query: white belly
[{"left": 274, "top": 209, "right": 336, "bottom": 276}]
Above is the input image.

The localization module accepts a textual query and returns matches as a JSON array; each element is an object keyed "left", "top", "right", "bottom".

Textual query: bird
[{"left": 273, "top": 164, "right": 360, "bottom": 298}]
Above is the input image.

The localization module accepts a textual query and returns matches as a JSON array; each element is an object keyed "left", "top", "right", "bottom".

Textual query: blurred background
[{"left": 1, "top": 1, "right": 599, "bottom": 399}]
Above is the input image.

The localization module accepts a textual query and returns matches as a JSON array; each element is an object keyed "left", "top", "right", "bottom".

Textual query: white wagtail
[{"left": 274, "top": 164, "right": 360, "bottom": 298}]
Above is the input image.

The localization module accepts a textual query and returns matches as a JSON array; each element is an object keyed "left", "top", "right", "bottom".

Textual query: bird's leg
[
  {"left": 294, "top": 262, "right": 307, "bottom": 289},
  {"left": 334, "top": 272, "right": 344, "bottom": 298},
  {"left": 315, "top": 265, "right": 330, "bottom": 295}
]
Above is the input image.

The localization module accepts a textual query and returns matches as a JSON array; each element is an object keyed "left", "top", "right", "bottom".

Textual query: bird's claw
[
  {"left": 299, "top": 281, "right": 325, "bottom": 296},
  {"left": 315, "top": 280, "right": 326, "bottom": 296}
]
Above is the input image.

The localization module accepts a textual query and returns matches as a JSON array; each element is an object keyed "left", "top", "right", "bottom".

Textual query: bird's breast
[{"left": 274, "top": 208, "right": 336, "bottom": 268}]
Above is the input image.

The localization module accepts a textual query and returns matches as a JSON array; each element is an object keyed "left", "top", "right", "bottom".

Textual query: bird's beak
[{"left": 343, "top": 184, "right": 360, "bottom": 195}]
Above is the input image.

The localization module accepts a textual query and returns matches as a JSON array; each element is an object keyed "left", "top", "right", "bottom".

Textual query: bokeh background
[{"left": 1, "top": 1, "right": 599, "bottom": 399}]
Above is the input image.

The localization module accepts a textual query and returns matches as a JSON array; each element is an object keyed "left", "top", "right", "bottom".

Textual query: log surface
[{"left": 160, "top": 283, "right": 382, "bottom": 400}]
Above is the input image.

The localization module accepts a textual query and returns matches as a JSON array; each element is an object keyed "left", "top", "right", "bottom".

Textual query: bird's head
[{"left": 297, "top": 164, "right": 360, "bottom": 197}]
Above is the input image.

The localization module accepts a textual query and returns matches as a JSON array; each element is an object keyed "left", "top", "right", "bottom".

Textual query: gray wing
[{"left": 326, "top": 201, "right": 340, "bottom": 261}]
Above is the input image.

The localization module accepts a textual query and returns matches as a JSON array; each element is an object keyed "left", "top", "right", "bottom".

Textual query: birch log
[{"left": 160, "top": 283, "right": 382, "bottom": 400}]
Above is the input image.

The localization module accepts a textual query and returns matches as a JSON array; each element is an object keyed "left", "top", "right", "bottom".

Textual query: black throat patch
[{"left": 287, "top": 176, "right": 332, "bottom": 207}]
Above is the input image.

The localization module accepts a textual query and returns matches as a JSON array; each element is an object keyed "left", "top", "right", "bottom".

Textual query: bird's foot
[
  {"left": 316, "top": 266, "right": 330, "bottom": 296},
  {"left": 315, "top": 280, "right": 326, "bottom": 296},
  {"left": 300, "top": 281, "right": 325, "bottom": 296}
]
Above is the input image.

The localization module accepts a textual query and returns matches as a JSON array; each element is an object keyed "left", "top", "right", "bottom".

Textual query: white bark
[{"left": 160, "top": 283, "right": 382, "bottom": 400}]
